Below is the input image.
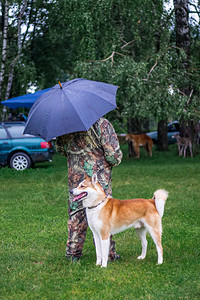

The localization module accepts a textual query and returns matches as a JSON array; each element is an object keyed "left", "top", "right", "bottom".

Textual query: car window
[
  {"left": 0, "top": 125, "right": 8, "bottom": 139},
  {"left": 168, "top": 124, "right": 177, "bottom": 132},
  {"left": 174, "top": 123, "right": 180, "bottom": 131},
  {"left": 5, "top": 125, "right": 33, "bottom": 138}
]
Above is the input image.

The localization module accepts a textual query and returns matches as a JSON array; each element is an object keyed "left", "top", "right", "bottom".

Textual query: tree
[
  {"left": 0, "top": 0, "right": 9, "bottom": 100},
  {"left": 72, "top": 2, "right": 181, "bottom": 139},
  {"left": 0, "top": 0, "right": 37, "bottom": 119},
  {"left": 1, "top": 0, "right": 199, "bottom": 151},
  {"left": 72, "top": 0, "right": 200, "bottom": 152},
  {"left": 174, "top": 0, "right": 200, "bottom": 152}
]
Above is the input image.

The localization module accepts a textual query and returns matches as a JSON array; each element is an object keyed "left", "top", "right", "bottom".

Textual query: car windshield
[
  {"left": 167, "top": 123, "right": 179, "bottom": 132},
  {"left": 6, "top": 125, "right": 34, "bottom": 138}
]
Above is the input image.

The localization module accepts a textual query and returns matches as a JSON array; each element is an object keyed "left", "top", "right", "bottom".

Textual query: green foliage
[
  {"left": 74, "top": 46, "right": 197, "bottom": 124},
  {"left": 69, "top": 1, "right": 200, "bottom": 125},
  {"left": 1, "top": 0, "right": 200, "bottom": 126},
  {"left": 10, "top": 59, "right": 37, "bottom": 97}
]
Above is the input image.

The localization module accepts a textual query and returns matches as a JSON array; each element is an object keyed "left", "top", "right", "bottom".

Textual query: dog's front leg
[
  {"left": 183, "top": 145, "right": 188, "bottom": 158},
  {"left": 180, "top": 145, "right": 184, "bottom": 156},
  {"left": 136, "top": 227, "right": 147, "bottom": 260},
  {"left": 93, "top": 231, "right": 102, "bottom": 266},
  {"left": 178, "top": 144, "right": 182, "bottom": 156},
  {"left": 101, "top": 238, "right": 110, "bottom": 268}
]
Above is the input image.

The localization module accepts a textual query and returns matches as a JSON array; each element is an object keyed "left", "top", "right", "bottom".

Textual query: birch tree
[
  {"left": 0, "top": 0, "right": 9, "bottom": 100},
  {"left": 0, "top": 0, "right": 40, "bottom": 102},
  {"left": 4, "top": 0, "right": 28, "bottom": 101}
]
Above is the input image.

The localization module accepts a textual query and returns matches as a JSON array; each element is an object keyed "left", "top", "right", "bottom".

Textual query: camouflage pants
[{"left": 66, "top": 207, "right": 117, "bottom": 259}]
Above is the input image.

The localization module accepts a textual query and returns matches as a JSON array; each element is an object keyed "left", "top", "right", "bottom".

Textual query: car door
[{"left": 0, "top": 125, "right": 12, "bottom": 165}]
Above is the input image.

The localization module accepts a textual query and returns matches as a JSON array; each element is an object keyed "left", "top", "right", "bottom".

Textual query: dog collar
[{"left": 87, "top": 198, "right": 107, "bottom": 210}]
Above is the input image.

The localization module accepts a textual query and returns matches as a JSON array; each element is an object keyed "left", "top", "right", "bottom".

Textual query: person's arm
[
  {"left": 99, "top": 119, "right": 123, "bottom": 166},
  {"left": 55, "top": 136, "right": 68, "bottom": 157}
]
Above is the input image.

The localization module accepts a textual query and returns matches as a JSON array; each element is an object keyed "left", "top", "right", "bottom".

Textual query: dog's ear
[
  {"left": 92, "top": 173, "right": 98, "bottom": 185},
  {"left": 84, "top": 173, "right": 91, "bottom": 181}
]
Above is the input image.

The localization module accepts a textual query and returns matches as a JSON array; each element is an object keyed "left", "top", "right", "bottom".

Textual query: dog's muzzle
[{"left": 73, "top": 192, "right": 88, "bottom": 202}]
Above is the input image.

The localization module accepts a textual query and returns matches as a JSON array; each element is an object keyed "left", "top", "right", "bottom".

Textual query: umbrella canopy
[
  {"left": 24, "top": 78, "right": 118, "bottom": 141},
  {"left": 1, "top": 88, "right": 51, "bottom": 109}
]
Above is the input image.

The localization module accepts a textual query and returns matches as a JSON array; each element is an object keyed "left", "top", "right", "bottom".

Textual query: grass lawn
[{"left": 1, "top": 144, "right": 200, "bottom": 299}]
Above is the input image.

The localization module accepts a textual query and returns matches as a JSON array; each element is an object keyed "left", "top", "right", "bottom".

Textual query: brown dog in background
[
  {"left": 172, "top": 134, "right": 193, "bottom": 158},
  {"left": 126, "top": 133, "right": 153, "bottom": 158}
]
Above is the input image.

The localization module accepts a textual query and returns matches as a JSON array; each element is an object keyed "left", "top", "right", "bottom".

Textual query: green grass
[{"left": 1, "top": 145, "right": 200, "bottom": 299}]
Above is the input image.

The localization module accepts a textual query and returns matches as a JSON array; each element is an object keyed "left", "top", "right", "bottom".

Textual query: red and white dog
[{"left": 72, "top": 174, "right": 168, "bottom": 268}]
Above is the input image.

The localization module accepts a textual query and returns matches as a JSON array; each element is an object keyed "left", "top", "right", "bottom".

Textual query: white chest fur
[{"left": 86, "top": 206, "right": 103, "bottom": 233}]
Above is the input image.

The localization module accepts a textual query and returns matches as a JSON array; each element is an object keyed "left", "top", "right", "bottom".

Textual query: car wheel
[{"left": 9, "top": 152, "right": 32, "bottom": 171}]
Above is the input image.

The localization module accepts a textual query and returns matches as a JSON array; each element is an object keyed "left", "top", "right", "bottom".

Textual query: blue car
[
  {"left": 0, "top": 122, "right": 54, "bottom": 170},
  {"left": 146, "top": 121, "right": 180, "bottom": 144}
]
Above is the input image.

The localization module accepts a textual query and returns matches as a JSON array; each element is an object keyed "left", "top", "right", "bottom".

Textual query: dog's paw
[
  {"left": 137, "top": 255, "right": 145, "bottom": 260},
  {"left": 157, "top": 257, "right": 163, "bottom": 265},
  {"left": 96, "top": 261, "right": 101, "bottom": 266}
]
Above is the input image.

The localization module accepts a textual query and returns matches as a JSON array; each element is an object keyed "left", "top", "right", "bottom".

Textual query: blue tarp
[{"left": 1, "top": 88, "right": 51, "bottom": 109}]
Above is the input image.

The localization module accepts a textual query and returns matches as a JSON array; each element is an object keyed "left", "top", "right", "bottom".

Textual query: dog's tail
[{"left": 153, "top": 189, "right": 168, "bottom": 218}]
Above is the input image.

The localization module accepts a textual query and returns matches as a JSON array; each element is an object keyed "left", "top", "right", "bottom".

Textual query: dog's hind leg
[
  {"left": 101, "top": 237, "right": 110, "bottom": 268},
  {"left": 145, "top": 221, "right": 163, "bottom": 264},
  {"left": 135, "top": 227, "right": 148, "bottom": 260},
  {"left": 93, "top": 231, "right": 102, "bottom": 266}
]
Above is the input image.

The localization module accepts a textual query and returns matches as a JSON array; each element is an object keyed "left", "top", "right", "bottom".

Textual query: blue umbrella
[
  {"left": 1, "top": 88, "right": 51, "bottom": 109},
  {"left": 24, "top": 78, "right": 118, "bottom": 141}
]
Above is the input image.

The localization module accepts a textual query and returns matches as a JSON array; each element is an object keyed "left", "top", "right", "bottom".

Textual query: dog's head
[
  {"left": 126, "top": 134, "right": 132, "bottom": 141},
  {"left": 72, "top": 173, "right": 106, "bottom": 208},
  {"left": 172, "top": 134, "right": 179, "bottom": 139}
]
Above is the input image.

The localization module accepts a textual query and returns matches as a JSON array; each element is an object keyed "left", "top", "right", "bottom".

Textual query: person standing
[{"left": 56, "top": 117, "right": 123, "bottom": 261}]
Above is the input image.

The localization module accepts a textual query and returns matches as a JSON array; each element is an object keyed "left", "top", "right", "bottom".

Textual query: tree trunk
[
  {"left": 0, "top": 0, "right": 9, "bottom": 100},
  {"left": 18, "top": 0, "right": 28, "bottom": 54},
  {"left": 5, "top": 57, "right": 18, "bottom": 100},
  {"left": 152, "top": 1, "right": 169, "bottom": 151},
  {"left": 4, "top": 1, "right": 28, "bottom": 102},
  {"left": 174, "top": 0, "right": 190, "bottom": 68},
  {"left": 128, "top": 117, "right": 143, "bottom": 134},
  {"left": 157, "top": 120, "right": 168, "bottom": 151}
]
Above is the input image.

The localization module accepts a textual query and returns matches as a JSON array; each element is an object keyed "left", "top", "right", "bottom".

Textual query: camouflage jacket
[{"left": 56, "top": 117, "right": 123, "bottom": 215}]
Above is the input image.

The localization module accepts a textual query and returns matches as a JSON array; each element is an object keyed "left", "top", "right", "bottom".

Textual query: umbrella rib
[{"left": 61, "top": 89, "right": 89, "bottom": 130}]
